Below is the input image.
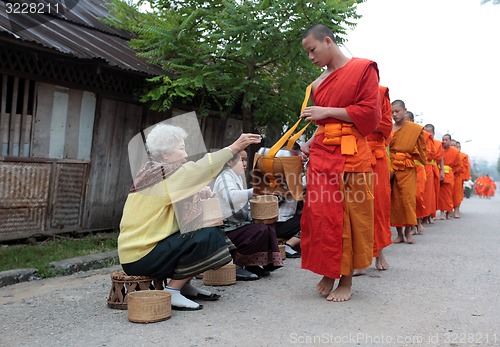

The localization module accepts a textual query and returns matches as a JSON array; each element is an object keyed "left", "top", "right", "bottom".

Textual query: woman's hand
[
  {"left": 200, "top": 186, "right": 215, "bottom": 199},
  {"left": 229, "top": 133, "right": 261, "bottom": 153}
]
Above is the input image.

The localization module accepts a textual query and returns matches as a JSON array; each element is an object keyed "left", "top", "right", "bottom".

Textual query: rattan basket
[
  {"left": 203, "top": 263, "right": 236, "bottom": 286},
  {"left": 127, "top": 290, "right": 172, "bottom": 323},
  {"left": 201, "top": 197, "right": 224, "bottom": 227},
  {"left": 250, "top": 195, "right": 279, "bottom": 223}
]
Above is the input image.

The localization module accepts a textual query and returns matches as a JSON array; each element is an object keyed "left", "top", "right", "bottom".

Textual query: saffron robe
[
  {"left": 432, "top": 139, "right": 444, "bottom": 216},
  {"left": 389, "top": 122, "right": 427, "bottom": 226},
  {"left": 415, "top": 131, "right": 432, "bottom": 219},
  {"left": 437, "top": 146, "right": 460, "bottom": 212},
  {"left": 368, "top": 85, "right": 392, "bottom": 257},
  {"left": 301, "top": 58, "right": 381, "bottom": 279},
  {"left": 452, "top": 152, "right": 467, "bottom": 207},
  {"left": 422, "top": 132, "right": 437, "bottom": 217}
]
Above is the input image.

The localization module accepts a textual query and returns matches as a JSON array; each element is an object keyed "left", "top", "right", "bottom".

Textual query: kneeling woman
[
  {"left": 118, "top": 124, "right": 260, "bottom": 310},
  {"left": 213, "top": 152, "right": 283, "bottom": 278}
]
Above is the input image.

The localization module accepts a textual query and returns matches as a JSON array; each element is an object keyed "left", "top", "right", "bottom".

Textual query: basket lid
[{"left": 249, "top": 195, "right": 279, "bottom": 219}]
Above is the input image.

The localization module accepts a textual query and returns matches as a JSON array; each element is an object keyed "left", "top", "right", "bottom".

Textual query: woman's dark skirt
[
  {"left": 122, "top": 227, "right": 233, "bottom": 280},
  {"left": 226, "top": 223, "right": 283, "bottom": 268}
]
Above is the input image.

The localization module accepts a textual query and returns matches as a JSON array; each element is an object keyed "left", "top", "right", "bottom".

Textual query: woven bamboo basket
[
  {"left": 250, "top": 195, "right": 279, "bottom": 224},
  {"left": 201, "top": 197, "right": 224, "bottom": 227},
  {"left": 127, "top": 290, "right": 172, "bottom": 323},
  {"left": 203, "top": 263, "right": 236, "bottom": 286},
  {"left": 107, "top": 270, "right": 164, "bottom": 310}
]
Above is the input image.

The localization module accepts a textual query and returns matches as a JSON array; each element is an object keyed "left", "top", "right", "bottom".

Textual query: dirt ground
[{"left": 1, "top": 195, "right": 499, "bottom": 347}]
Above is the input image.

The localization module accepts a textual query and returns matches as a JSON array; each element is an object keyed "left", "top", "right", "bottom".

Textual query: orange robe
[
  {"left": 301, "top": 58, "right": 381, "bottom": 279},
  {"left": 475, "top": 176, "right": 484, "bottom": 196},
  {"left": 422, "top": 132, "right": 437, "bottom": 217},
  {"left": 432, "top": 139, "right": 444, "bottom": 216},
  {"left": 389, "top": 122, "right": 427, "bottom": 226},
  {"left": 438, "top": 146, "right": 460, "bottom": 212},
  {"left": 368, "top": 85, "right": 392, "bottom": 257},
  {"left": 415, "top": 132, "right": 432, "bottom": 219},
  {"left": 452, "top": 152, "right": 465, "bottom": 207}
]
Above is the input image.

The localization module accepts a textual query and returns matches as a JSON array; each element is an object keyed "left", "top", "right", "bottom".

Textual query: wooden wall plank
[
  {"left": 19, "top": 79, "right": 29, "bottom": 157},
  {"left": 48, "top": 86, "right": 69, "bottom": 159},
  {"left": 78, "top": 91, "right": 96, "bottom": 160},
  {"left": 64, "top": 89, "right": 83, "bottom": 159},
  {"left": 0, "top": 75, "right": 7, "bottom": 156},
  {"left": 8, "top": 77, "right": 19, "bottom": 156},
  {"left": 32, "top": 83, "right": 55, "bottom": 158},
  {"left": 84, "top": 97, "right": 115, "bottom": 228}
]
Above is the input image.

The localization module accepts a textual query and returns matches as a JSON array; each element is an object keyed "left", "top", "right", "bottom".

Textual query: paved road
[{"left": 1, "top": 195, "right": 499, "bottom": 346}]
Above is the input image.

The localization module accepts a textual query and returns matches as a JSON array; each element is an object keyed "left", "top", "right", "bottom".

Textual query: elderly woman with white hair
[{"left": 118, "top": 123, "right": 260, "bottom": 311}]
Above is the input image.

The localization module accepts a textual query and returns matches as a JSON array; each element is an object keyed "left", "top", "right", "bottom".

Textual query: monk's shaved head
[
  {"left": 391, "top": 99, "right": 405, "bottom": 108},
  {"left": 443, "top": 134, "right": 452, "bottom": 141},
  {"left": 424, "top": 124, "right": 435, "bottom": 132},
  {"left": 303, "top": 24, "right": 336, "bottom": 42},
  {"left": 405, "top": 111, "right": 414, "bottom": 122}
]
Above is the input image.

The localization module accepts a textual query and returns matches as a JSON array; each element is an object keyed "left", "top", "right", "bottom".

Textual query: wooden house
[{"left": 0, "top": 0, "right": 242, "bottom": 241}]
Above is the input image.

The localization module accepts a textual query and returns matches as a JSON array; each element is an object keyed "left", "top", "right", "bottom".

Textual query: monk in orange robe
[
  {"left": 389, "top": 100, "right": 427, "bottom": 244},
  {"left": 355, "top": 85, "right": 392, "bottom": 275},
  {"left": 421, "top": 125, "right": 437, "bottom": 225},
  {"left": 425, "top": 124, "right": 445, "bottom": 220},
  {"left": 437, "top": 134, "right": 461, "bottom": 219},
  {"left": 405, "top": 111, "right": 427, "bottom": 235},
  {"left": 369, "top": 85, "right": 393, "bottom": 270},
  {"left": 299, "top": 24, "right": 381, "bottom": 302},
  {"left": 451, "top": 140, "right": 470, "bottom": 218}
]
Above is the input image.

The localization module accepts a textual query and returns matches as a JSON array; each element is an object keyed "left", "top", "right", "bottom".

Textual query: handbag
[{"left": 251, "top": 85, "right": 312, "bottom": 200}]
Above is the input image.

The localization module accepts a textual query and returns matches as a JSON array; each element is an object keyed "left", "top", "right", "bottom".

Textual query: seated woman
[
  {"left": 275, "top": 194, "right": 302, "bottom": 258},
  {"left": 118, "top": 124, "right": 260, "bottom": 311},
  {"left": 213, "top": 151, "right": 283, "bottom": 279}
]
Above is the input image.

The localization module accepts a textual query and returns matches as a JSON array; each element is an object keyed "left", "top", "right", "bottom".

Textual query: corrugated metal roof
[{"left": 0, "top": 0, "right": 163, "bottom": 76}]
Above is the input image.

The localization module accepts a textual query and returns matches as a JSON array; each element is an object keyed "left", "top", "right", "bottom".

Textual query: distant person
[
  {"left": 299, "top": 24, "right": 381, "bottom": 302},
  {"left": 389, "top": 100, "right": 426, "bottom": 244},
  {"left": 463, "top": 179, "right": 473, "bottom": 199}
]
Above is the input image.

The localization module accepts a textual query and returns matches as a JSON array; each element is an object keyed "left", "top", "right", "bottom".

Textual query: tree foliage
[
  {"left": 105, "top": 0, "right": 364, "bottom": 130},
  {"left": 481, "top": 0, "right": 500, "bottom": 4}
]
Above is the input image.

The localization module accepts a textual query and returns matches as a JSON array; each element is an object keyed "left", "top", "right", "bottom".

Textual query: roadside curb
[{"left": 0, "top": 250, "right": 119, "bottom": 288}]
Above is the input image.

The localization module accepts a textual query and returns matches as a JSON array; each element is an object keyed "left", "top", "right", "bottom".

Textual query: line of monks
[
  {"left": 474, "top": 175, "right": 496, "bottom": 198},
  {"left": 364, "top": 94, "right": 473, "bottom": 272}
]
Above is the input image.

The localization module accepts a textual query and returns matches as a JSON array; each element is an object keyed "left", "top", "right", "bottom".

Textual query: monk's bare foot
[
  {"left": 326, "top": 276, "right": 352, "bottom": 302},
  {"left": 446, "top": 212, "right": 453, "bottom": 220},
  {"left": 393, "top": 235, "right": 404, "bottom": 244},
  {"left": 417, "top": 223, "right": 424, "bottom": 235},
  {"left": 404, "top": 228, "right": 416, "bottom": 244},
  {"left": 316, "top": 276, "right": 335, "bottom": 296},
  {"left": 410, "top": 226, "right": 417, "bottom": 235},
  {"left": 353, "top": 269, "right": 366, "bottom": 276},
  {"left": 437, "top": 212, "right": 446, "bottom": 220},
  {"left": 375, "top": 251, "right": 389, "bottom": 270},
  {"left": 429, "top": 216, "right": 435, "bottom": 224}
]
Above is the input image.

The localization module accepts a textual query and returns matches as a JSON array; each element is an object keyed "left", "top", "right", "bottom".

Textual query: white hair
[{"left": 146, "top": 124, "right": 188, "bottom": 159}]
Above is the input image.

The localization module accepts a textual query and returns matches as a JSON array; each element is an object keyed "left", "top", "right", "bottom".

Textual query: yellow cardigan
[{"left": 118, "top": 148, "right": 233, "bottom": 264}]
